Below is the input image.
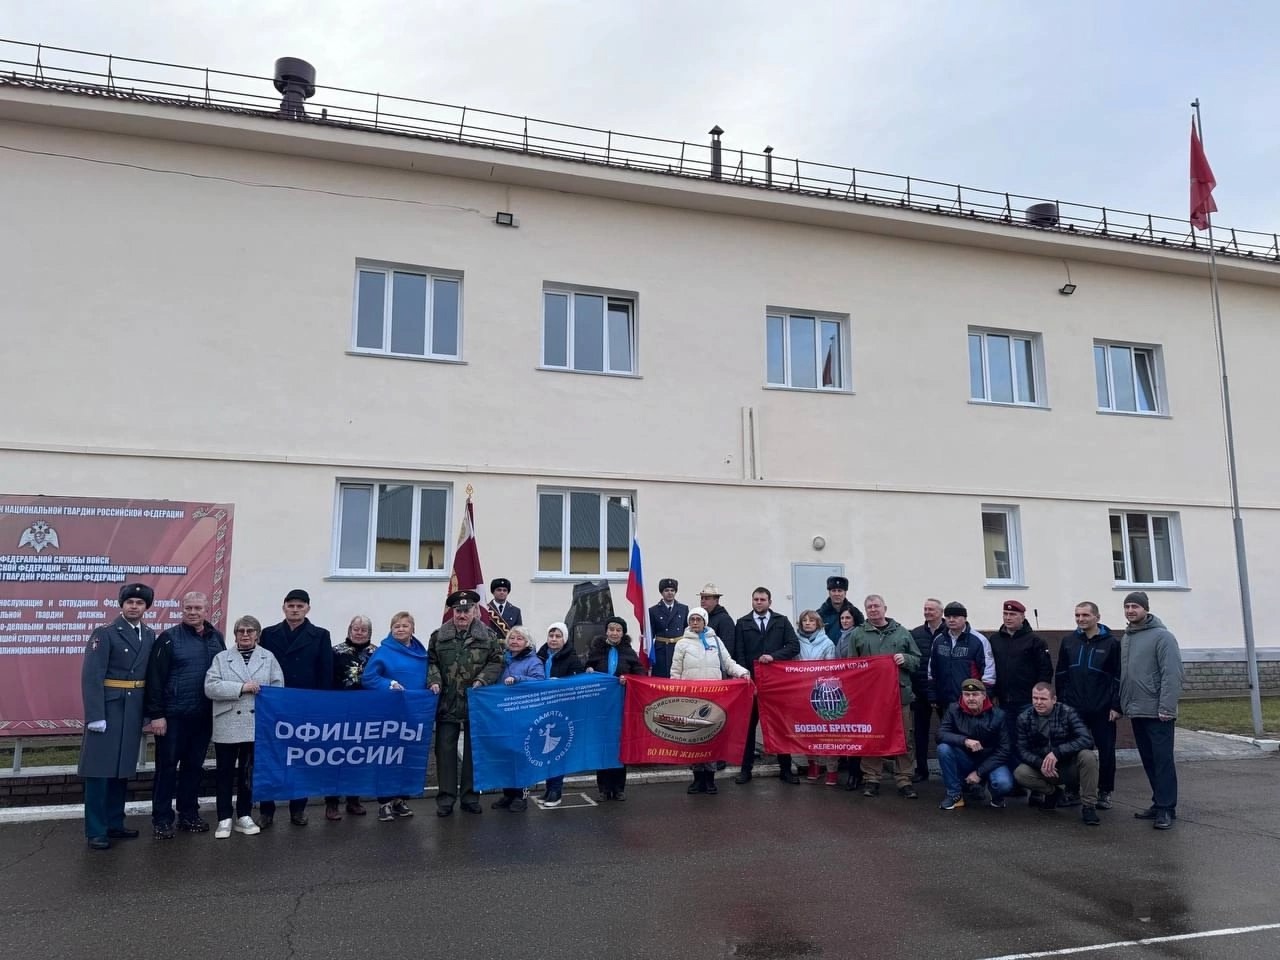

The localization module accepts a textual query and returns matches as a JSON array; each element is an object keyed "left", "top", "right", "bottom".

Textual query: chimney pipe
[{"left": 709, "top": 125, "right": 724, "bottom": 180}]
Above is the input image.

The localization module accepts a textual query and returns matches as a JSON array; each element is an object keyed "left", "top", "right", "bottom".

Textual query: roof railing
[{"left": 3, "top": 38, "right": 1277, "bottom": 262}]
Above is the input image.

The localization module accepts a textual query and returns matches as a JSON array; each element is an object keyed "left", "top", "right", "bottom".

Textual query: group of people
[{"left": 77, "top": 573, "right": 1184, "bottom": 850}]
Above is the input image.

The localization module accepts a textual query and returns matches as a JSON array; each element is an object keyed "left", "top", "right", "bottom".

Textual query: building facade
[{"left": 1, "top": 54, "right": 1277, "bottom": 658}]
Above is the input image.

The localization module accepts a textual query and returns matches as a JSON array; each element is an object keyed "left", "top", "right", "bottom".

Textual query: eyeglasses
[{"left": 234, "top": 628, "right": 258, "bottom": 635}]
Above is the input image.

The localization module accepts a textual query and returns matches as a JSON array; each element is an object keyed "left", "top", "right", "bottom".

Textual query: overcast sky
[{"left": 6, "top": 0, "right": 1279, "bottom": 234}]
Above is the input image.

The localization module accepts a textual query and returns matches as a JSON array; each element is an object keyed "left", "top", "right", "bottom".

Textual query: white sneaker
[
  {"left": 214, "top": 819, "right": 233, "bottom": 839},
  {"left": 233, "top": 816, "right": 260, "bottom": 836}
]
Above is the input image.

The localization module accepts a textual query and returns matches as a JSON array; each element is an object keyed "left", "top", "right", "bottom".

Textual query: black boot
[
  {"left": 705, "top": 771, "right": 718, "bottom": 795},
  {"left": 687, "top": 771, "right": 707, "bottom": 794}
]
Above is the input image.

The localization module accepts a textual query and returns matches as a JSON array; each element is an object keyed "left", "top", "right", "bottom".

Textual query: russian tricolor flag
[{"left": 625, "top": 538, "right": 653, "bottom": 670}]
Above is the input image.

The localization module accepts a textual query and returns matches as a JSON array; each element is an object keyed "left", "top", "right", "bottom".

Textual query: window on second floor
[
  {"left": 968, "top": 329, "right": 1043, "bottom": 406},
  {"left": 1095, "top": 342, "right": 1163, "bottom": 414},
  {"left": 353, "top": 264, "right": 461, "bottom": 360},
  {"left": 766, "top": 311, "right": 848, "bottom": 390},
  {"left": 542, "top": 288, "right": 636, "bottom": 375}
]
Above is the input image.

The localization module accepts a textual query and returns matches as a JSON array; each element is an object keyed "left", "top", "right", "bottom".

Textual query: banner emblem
[
  {"left": 522, "top": 710, "right": 575, "bottom": 768},
  {"left": 644, "top": 696, "right": 727, "bottom": 744},
  {"left": 810, "top": 678, "right": 849, "bottom": 721}
]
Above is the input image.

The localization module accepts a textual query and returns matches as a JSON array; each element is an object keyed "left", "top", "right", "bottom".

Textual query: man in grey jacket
[{"left": 1119, "top": 591, "right": 1184, "bottom": 831}]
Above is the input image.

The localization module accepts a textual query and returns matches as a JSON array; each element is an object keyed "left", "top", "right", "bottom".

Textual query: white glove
[{"left": 87, "top": 720, "right": 107, "bottom": 733}]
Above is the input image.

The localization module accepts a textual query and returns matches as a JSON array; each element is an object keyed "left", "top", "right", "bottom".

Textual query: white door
[{"left": 790, "top": 563, "right": 843, "bottom": 620}]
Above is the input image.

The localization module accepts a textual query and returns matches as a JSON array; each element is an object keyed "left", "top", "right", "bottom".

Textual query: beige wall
[{"left": 1, "top": 111, "right": 1277, "bottom": 649}]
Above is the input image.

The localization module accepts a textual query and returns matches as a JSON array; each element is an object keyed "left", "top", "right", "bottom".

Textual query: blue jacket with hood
[{"left": 361, "top": 634, "right": 430, "bottom": 690}]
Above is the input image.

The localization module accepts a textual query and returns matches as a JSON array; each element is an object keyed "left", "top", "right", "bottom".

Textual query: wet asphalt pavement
[{"left": 2, "top": 757, "right": 1278, "bottom": 960}]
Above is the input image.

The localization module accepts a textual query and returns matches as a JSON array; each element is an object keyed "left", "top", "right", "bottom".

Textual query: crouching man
[
  {"left": 936, "top": 677, "right": 1013, "bottom": 810},
  {"left": 1014, "top": 682, "right": 1102, "bottom": 826}
]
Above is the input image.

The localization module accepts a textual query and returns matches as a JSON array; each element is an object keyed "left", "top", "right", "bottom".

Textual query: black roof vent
[
  {"left": 1025, "top": 202, "right": 1059, "bottom": 227},
  {"left": 274, "top": 57, "right": 316, "bottom": 120}
]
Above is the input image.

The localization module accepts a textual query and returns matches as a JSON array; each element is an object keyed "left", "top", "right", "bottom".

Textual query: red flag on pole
[
  {"left": 443, "top": 487, "right": 490, "bottom": 624},
  {"left": 1190, "top": 119, "right": 1217, "bottom": 231},
  {"left": 625, "top": 538, "right": 652, "bottom": 669}
]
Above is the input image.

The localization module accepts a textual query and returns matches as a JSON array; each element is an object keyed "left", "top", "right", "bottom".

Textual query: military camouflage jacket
[{"left": 427, "top": 620, "right": 503, "bottom": 721}]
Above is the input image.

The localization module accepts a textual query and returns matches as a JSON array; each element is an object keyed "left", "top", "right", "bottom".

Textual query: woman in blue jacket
[
  {"left": 492, "top": 627, "right": 545, "bottom": 812},
  {"left": 361, "top": 611, "right": 429, "bottom": 822}
]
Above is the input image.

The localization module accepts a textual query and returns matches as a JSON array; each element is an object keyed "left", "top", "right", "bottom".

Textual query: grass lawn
[
  {"left": 1177, "top": 696, "right": 1280, "bottom": 737},
  {"left": 0, "top": 738, "right": 157, "bottom": 770}
]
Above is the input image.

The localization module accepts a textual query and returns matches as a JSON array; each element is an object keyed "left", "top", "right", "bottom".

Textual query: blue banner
[
  {"left": 253, "top": 687, "right": 437, "bottom": 799},
  {"left": 469, "top": 673, "right": 623, "bottom": 791}
]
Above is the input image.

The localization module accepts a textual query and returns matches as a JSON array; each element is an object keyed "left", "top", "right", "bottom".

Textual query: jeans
[
  {"left": 1130, "top": 717, "right": 1178, "bottom": 811},
  {"left": 213, "top": 742, "right": 254, "bottom": 821},
  {"left": 936, "top": 742, "right": 1014, "bottom": 798},
  {"left": 911, "top": 698, "right": 936, "bottom": 776},
  {"left": 545, "top": 775, "right": 565, "bottom": 794},
  {"left": 152, "top": 713, "right": 212, "bottom": 826}
]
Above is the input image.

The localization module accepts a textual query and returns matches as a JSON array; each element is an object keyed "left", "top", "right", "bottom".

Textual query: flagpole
[{"left": 1192, "top": 99, "right": 1263, "bottom": 738}]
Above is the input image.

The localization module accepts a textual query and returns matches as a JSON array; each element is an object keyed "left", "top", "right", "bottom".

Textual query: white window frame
[
  {"left": 536, "top": 487, "right": 635, "bottom": 579},
  {"left": 1094, "top": 341, "right": 1165, "bottom": 415},
  {"left": 331, "top": 480, "right": 452, "bottom": 578},
  {"left": 1110, "top": 510, "right": 1184, "bottom": 587},
  {"left": 351, "top": 262, "right": 463, "bottom": 361},
  {"left": 981, "top": 504, "right": 1024, "bottom": 586},
  {"left": 765, "top": 309, "right": 851, "bottom": 392},
  {"left": 968, "top": 328, "right": 1045, "bottom": 407},
  {"left": 541, "top": 286, "right": 638, "bottom": 376}
]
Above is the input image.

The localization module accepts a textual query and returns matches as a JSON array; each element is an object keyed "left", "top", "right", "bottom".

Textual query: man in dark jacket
[
  {"left": 428, "top": 590, "right": 503, "bottom": 817},
  {"left": 79, "top": 582, "right": 157, "bottom": 850},
  {"left": 698, "top": 583, "right": 736, "bottom": 657},
  {"left": 989, "top": 600, "right": 1053, "bottom": 767},
  {"left": 909, "top": 598, "right": 945, "bottom": 782},
  {"left": 730, "top": 587, "right": 801, "bottom": 784},
  {"left": 1055, "top": 601, "right": 1121, "bottom": 809},
  {"left": 648, "top": 578, "right": 687, "bottom": 679},
  {"left": 928, "top": 602, "right": 987, "bottom": 710},
  {"left": 936, "top": 678, "right": 1013, "bottom": 810},
  {"left": 144, "top": 591, "right": 225, "bottom": 838},
  {"left": 818, "top": 575, "right": 864, "bottom": 643},
  {"left": 258, "top": 588, "right": 333, "bottom": 826},
  {"left": 1014, "top": 683, "right": 1101, "bottom": 826}
]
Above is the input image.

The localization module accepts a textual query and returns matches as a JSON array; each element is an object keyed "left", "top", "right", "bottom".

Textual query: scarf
[
  {"left": 607, "top": 645, "right": 618, "bottom": 676},
  {"left": 960, "top": 695, "right": 995, "bottom": 716}
]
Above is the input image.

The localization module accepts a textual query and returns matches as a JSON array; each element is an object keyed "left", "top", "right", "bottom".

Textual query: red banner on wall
[
  {"left": 0, "top": 495, "right": 234, "bottom": 736},
  {"left": 620, "top": 676, "right": 753, "bottom": 765},
  {"left": 756, "top": 657, "right": 906, "bottom": 757}
]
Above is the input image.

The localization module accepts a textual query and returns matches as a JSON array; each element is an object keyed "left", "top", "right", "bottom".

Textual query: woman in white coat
[
  {"left": 671, "top": 609, "right": 750, "bottom": 796},
  {"left": 203, "top": 614, "right": 285, "bottom": 838}
]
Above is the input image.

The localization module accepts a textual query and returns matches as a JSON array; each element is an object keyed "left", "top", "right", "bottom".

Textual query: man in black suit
[
  {"left": 730, "top": 586, "right": 801, "bottom": 784},
  {"left": 648, "top": 578, "right": 687, "bottom": 678},
  {"left": 258, "top": 588, "right": 332, "bottom": 826}
]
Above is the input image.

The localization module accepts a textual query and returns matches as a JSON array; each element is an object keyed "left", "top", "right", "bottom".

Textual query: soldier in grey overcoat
[{"left": 79, "top": 582, "right": 157, "bottom": 849}]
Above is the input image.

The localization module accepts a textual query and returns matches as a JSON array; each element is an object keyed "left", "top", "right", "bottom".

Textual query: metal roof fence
[{"left": 2, "top": 38, "right": 1277, "bottom": 262}]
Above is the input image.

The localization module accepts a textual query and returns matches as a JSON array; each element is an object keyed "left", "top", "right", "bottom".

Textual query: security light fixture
[
  {"left": 495, "top": 211, "right": 516, "bottom": 227},
  {"left": 1059, "top": 283, "right": 1077, "bottom": 296}
]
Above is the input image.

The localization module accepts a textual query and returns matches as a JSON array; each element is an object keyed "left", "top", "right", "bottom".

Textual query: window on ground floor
[
  {"left": 1110, "top": 511, "right": 1182, "bottom": 585},
  {"left": 537, "top": 488, "right": 634, "bottom": 576},
  {"left": 981, "top": 505, "right": 1024, "bottom": 585},
  {"left": 334, "top": 482, "right": 450, "bottom": 575}
]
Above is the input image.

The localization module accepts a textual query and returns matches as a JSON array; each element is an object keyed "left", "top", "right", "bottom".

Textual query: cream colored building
[{"left": 1, "top": 47, "right": 1277, "bottom": 654}]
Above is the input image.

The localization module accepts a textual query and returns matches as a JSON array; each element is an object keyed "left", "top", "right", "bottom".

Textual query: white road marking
[{"left": 974, "top": 922, "right": 1280, "bottom": 960}]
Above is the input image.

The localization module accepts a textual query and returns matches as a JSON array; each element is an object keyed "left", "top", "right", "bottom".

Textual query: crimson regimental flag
[
  {"left": 1190, "top": 119, "right": 1217, "bottom": 231},
  {"left": 443, "top": 492, "right": 490, "bottom": 624}
]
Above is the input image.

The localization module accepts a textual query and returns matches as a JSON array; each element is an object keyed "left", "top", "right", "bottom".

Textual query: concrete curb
[{"left": 1188, "top": 729, "right": 1280, "bottom": 752}]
